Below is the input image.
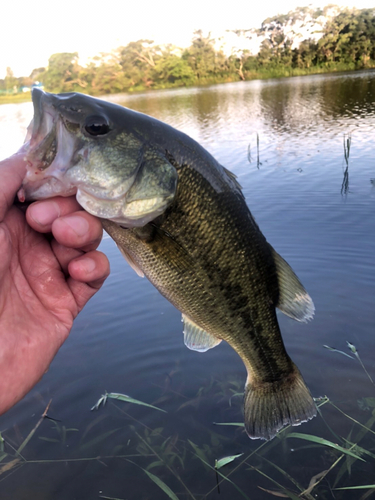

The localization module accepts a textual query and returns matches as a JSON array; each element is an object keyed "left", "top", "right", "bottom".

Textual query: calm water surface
[{"left": 0, "top": 71, "right": 374, "bottom": 499}]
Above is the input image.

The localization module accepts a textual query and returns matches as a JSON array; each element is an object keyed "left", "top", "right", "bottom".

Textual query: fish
[{"left": 17, "top": 88, "right": 316, "bottom": 440}]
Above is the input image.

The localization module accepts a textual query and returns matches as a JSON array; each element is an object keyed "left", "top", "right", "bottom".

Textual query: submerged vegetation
[
  {"left": 1, "top": 6, "right": 375, "bottom": 100},
  {"left": 1, "top": 342, "right": 374, "bottom": 499}
]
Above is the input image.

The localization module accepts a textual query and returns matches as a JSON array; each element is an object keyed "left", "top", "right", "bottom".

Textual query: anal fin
[{"left": 182, "top": 315, "right": 221, "bottom": 352}]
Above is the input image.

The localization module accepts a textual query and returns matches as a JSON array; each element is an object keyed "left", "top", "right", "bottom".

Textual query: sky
[{"left": 2, "top": 0, "right": 374, "bottom": 79}]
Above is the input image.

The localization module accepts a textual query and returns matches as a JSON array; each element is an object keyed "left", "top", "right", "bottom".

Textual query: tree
[
  {"left": 4, "top": 67, "right": 17, "bottom": 92},
  {"left": 182, "top": 30, "right": 217, "bottom": 80},
  {"left": 29, "top": 67, "right": 45, "bottom": 82},
  {"left": 117, "top": 40, "right": 161, "bottom": 88},
  {"left": 85, "top": 53, "right": 131, "bottom": 94},
  {"left": 43, "top": 53, "right": 81, "bottom": 92},
  {"left": 293, "top": 39, "right": 318, "bottom": 68},
  {"left": 153, "top": 54, "right": 195, "bottom": 85},
  {"left": 257, "top": 40, "right": 273, "bottom": 66}
]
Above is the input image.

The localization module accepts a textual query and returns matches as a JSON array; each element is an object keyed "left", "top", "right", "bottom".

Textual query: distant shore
[
  {"left": 2, "top": 64, "right": 374, "bottom": 106},
  {"left": 0, "top": 92, "right": 34, "bottom": 105}
]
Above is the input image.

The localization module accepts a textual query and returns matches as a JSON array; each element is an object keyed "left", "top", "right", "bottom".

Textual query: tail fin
[{"left": 244, "top": 365, "right": 316, "bottom": 440}]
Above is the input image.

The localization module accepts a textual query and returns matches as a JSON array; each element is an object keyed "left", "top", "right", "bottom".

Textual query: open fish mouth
[
  {"left": 17, "top": 89, "right": 178, "bottom": 227},
  {"left": 18, "top": 91, "right": 78, "bottom": 202}
]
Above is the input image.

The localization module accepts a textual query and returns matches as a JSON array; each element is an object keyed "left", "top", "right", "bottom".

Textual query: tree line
[{"left": 1, "top": 7, "right": 374, "bottom": 96}]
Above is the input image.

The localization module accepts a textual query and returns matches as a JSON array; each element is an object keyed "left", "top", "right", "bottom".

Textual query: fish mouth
[{"left": 18, "top": 88, "right": 78, "bottom": 202}]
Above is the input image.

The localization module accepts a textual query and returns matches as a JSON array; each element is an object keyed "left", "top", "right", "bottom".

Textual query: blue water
[{"left": 0, "top": 70, "right": 374, "bottom": 499}]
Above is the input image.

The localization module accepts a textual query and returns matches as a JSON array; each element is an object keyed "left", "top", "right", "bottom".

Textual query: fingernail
[
  {"left": 30, "top": 201, "right": 61, "bottom": 227},
  {"left": 63, "top": 215, "right": 89, "bottom": 237},
  {"left": 79, "top": 257, "right": 96, "bottom": 273}
]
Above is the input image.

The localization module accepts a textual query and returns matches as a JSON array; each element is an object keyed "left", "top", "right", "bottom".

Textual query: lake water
[{"left": 0, "top": 71, "right": 374, "bottom": 499}]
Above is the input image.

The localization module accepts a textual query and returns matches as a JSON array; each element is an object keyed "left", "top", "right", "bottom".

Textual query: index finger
[{"left": 0, "top": 149, "right": 28, "bottom": 222}]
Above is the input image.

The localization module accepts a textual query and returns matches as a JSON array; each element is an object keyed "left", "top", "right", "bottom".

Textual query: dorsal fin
[
  {"left": 182, "top": 315, "right": 222, "bottom": 352},
  {"left": 223, "top": 166, "right": 244, "bottom": 194},
  {"left": 271, "top": 247, "right": 314, "bottom": 322}
]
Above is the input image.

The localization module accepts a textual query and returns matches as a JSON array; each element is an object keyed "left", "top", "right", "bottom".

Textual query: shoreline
[{"left": 1, "top": 65, "right": 374, "bottom": 105}]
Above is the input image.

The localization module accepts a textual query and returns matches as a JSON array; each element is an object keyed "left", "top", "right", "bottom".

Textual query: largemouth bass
[{"left": 17, "top": 89, "right": 316, "bottom": 440}]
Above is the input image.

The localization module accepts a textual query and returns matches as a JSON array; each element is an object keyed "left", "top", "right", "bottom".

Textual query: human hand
[{"left": 0, "top": 151, "right": 110, "bottom": 414}]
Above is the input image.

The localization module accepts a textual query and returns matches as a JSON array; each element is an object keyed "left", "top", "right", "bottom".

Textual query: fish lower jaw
[
  {"left": 76, "top": 188, "right": 171, "bottom": 227},
  {"left": 20, "top": 177, "right": 77, "bottom": 201}
]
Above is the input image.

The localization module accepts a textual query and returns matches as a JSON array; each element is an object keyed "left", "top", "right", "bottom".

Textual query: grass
[
  {"left": 0, "top": 345, "right": 374, "bottom": 500},
  {"left": 0, "top": 93, "right": 32, "bottom": 105}
]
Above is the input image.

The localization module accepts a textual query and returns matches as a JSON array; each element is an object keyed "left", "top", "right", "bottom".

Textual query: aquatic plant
[
  {"left": 341, "top": 132, "right": 351, "bottom": 195},
  {"left": 0, "top": 351, "right": 374, "bottom": 500}
]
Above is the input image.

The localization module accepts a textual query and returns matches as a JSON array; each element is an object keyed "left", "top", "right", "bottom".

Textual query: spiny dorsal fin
[
  {"left": 182, "top": 315, "right": 222, "bottom": 352},
  {"left": 117, "top": 244, "right": 144, "bottom": 278},
  {"left": 222, "top": 166, "right": 244, "bottom": 193},
  {"left": 271, "top": 246, "right": 314, "bottom": 322}
]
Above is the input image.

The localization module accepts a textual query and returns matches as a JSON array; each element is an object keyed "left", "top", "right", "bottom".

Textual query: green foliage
[
  {"left": 153, "top": 53, "right": 195, "bottom": 86},
  {"left": 182, "top": 30, "right": 218, "bottom": 80},
  {"left": 42, "top": 52, "right": 81, "bottom": 93},
  {"left": 316, "top": 8, "right": 375, "bottom": 67},
  {"left": 3, "top": 7, "right": 375, "bottom": 100}
]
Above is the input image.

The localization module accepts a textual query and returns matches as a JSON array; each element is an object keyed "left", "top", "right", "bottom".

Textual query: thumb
[{"left": 0, "top": 149, "right": 28, "bottom": 222}]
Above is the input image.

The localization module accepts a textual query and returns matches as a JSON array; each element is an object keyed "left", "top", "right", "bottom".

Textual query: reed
[{"left": 0, "top": 361, "right": 374, "bottom": 499}]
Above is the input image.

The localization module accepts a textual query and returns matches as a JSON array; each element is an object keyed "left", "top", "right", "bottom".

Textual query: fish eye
[{"left": 84, "top": 116, "right": 111, "bottom": 136}]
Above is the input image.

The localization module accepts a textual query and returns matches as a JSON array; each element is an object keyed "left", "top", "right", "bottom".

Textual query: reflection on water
[{"left": 0, "top": 70, "right": 374, "bottom": 499}]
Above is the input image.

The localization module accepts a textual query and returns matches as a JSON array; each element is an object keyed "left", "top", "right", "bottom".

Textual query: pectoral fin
[
  {"left": 182, "top": 315, "right": 222, "bottom": 352},
  {"left": 117, "top": 244, "right": 144, "bottom": 278},
  {"left": 271, "top": 247, "right": 314, "bottom": 322}
]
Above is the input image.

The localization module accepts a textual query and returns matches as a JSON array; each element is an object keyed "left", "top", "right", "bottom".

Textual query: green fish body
[{"left": 19, "top": 89, "right": 316, "bottom": 439}]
